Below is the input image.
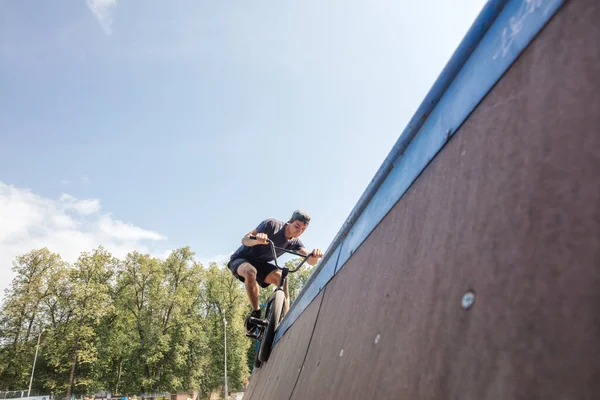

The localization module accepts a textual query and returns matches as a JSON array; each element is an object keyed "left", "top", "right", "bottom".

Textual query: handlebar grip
[{"left": 249, "top": 235, "right": 271, "bottom": 243}]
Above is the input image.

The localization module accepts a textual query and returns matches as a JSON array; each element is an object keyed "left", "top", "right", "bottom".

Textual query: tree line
[{"left": 0, "top": 247, "right": 314, "bottom": 399}]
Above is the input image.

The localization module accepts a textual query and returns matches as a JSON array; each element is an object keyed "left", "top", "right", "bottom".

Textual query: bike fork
[{"left": 278, "top": 267, "right": 289, "bottom": 290}]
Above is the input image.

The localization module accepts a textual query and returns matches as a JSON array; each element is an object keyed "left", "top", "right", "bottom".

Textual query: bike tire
[
  {"left": 258, "top": 290, "right": 285, "bottom": 363},
  {"left": 254, "top": 352, "right": 262, "bottom": 369}
]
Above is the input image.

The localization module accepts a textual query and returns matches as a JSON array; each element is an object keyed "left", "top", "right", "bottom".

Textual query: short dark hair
[{"left": 290, "top": 209, "right": 310, "bottom": 225}]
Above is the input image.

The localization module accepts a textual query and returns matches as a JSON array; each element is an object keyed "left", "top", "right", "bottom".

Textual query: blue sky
[{"left": 0, "top": 0, "right": 486, "bottom": 294}]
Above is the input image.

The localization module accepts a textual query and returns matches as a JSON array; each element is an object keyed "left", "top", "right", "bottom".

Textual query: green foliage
[
  {"left": 0, "top": 247, "right": 255, "bottom": 398},
  {"left": 0, "top": 248, "right": 64, "bottom": 390}
]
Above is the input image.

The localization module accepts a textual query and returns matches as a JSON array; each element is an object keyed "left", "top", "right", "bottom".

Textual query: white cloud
[
  {"left": 87, "top": 0, "right": 117, "bottom": 35},
  {"left": 97, "top": 215, "right": 166, "bottom": 241},
  {"left": 59, "top": 193, "right": 101, "bottom": 215},
  {"left": 0, "top": 182, "right": 167, "bottom": 297}
]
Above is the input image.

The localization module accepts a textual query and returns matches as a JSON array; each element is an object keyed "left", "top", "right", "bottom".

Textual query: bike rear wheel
[{"left": 258, "top": 290, "right": 285, "bottom": 363}]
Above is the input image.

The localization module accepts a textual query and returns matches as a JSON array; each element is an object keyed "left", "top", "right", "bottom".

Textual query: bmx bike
[{"left": 246, "top": 235, "right": 313, "bottom": 368}]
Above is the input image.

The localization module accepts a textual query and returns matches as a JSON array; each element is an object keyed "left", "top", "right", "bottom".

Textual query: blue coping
[{"left": 273, "top": 0, "right": 564, "bottom": 346}]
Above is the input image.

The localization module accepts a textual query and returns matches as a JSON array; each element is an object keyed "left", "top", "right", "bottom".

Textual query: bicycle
[{"left": 246, "top": 235, "right": 313, "bottom": 368}]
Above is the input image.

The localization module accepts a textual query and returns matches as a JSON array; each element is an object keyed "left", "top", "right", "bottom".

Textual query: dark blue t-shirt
[{"left": 230, "top": 218, "right": 305, "bottom": 263}]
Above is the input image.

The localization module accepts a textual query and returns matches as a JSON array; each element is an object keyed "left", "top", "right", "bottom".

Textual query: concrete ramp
[{"left": 246, "top": 0, "right": 600, "bottom": 398}]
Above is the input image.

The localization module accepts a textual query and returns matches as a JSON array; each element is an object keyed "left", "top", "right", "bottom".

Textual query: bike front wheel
[{"left": 258, "top": 290, "right": 285, "bottom": 363}]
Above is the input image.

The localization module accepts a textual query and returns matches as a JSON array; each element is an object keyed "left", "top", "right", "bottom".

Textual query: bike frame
[
  {"left": 250, "top": 235, "right": 313, "bottom": 289},
  {"left": 269, "top": 243, "right": 312, "bottom": 289}
]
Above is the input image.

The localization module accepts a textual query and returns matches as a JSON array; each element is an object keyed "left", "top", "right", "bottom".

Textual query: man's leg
[
  {"left": 236, "top": 261, "right": 264, "bottom": 333},
  {"left": 237, "top": 262, "right": 260, "bottom": 311},
  {"left": 264, "top": 270, "right": 290, "bottom": 316}
]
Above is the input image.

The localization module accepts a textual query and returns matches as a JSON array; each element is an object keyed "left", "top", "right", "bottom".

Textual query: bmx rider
[{"left": 227, "top": 210, "right": 323, "bottom": 334}]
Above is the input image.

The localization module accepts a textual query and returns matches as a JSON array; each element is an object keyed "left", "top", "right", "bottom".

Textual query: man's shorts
[{"left": 228, "top": 258, "right": 278, "bottom": 288}]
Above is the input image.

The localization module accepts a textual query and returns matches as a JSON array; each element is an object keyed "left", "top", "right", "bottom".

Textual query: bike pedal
[
  {"left": 246, "top": 332, "right": 260, "bottom": 339},
  {"left": 249, "top": 317, "right": 268, "bottom": 326}
]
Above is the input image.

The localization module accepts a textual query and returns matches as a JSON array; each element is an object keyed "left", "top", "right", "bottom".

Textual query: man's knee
[
  {"left": 238, "top": 263, "right": 257, "bottom": 281},
  {"left": 265, "top": 269, "right": 282, "bottom": 285}
]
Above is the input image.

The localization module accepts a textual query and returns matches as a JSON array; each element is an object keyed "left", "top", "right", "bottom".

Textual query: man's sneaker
[{"left": 245, "top": 309, "right": 262, "bottom": 333}]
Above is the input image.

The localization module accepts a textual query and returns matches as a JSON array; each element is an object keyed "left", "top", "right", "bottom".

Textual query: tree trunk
[
  {"left": 114, "top": 357, "right": 123, "bottom": 395},
  {"left": 25, "top": 308, "right": 38, "bottom": 342},
  {"left": 155, "top": 361, "right": 162, "bottom": 380},
  {"left": 65, "top": 335, "right": 80, "bottom": 400},
  {"left": 144, "top": 364, "right": 151, "bottom": 391},
  {"left": 11, "top": 310, "right": 25, "bottom": 349}
]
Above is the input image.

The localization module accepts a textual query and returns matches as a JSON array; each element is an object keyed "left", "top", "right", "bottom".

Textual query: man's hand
[
  {"left": 252, "top": 233, "right": 269, "bottom": 246},
  {"left": 242, "top": 232, "right": 269, "bottom": 247},
  {"left": 308, "top": 248, "right": 324, "bottom": 266}
]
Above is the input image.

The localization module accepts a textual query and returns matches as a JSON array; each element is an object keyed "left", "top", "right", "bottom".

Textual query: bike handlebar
[{"left": 249, "top": 235, "right": 313, "bottom": 272}]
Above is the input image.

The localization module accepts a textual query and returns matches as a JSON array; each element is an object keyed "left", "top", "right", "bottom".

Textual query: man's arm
[
  {"left": 297, "top": 247, "right": 324, "bottom": 266},
  {"left": 241, "top": 229, "right": 269, "bottom": 246},
  {"left": 241, "top": 219, "right": 274, "bottom": 246}
]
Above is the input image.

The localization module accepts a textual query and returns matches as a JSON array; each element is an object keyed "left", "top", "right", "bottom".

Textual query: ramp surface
[
  {"left": 247, "top": 291, "right": 324, "bottom": 400},
  {"left": 245, "top": 0, "right": 600, "bottom": 398}
]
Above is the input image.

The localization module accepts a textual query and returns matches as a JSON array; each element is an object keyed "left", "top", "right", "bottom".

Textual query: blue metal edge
[{"left": 271, "top": 0, "right": 564, "bottom": 347}]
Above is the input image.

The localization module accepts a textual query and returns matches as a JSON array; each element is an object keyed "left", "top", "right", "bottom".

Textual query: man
[{"left": 227, "top": 210, "right": 323, "bottom": 334}]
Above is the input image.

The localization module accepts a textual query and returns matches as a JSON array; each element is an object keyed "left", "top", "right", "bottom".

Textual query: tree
[
  {"left": 63, "top": 247, "right": 118, "bottom": 399},
  {"left": 0, "top": 247, "right": 264, "bottom": 396},
  {"left": 0, "top": 248, "right": 63, "bottom": 390},
  {"left": 152, "top": 247, "right": 206, "bottom": 391},
  {"left": 94, "top": 275, "right": 137, "bottom": 396},
  {"left": 112, "top": 247, "right": 212, "bottom": 394},
  {"left": 112, "top": 250, "right": 163, "bottom": 393},
  {"left": 37, "top": 258, "right": 76, "bottom": 394},
  {"left": 202, "top": 263, "right": 248, "bottom": 395}
]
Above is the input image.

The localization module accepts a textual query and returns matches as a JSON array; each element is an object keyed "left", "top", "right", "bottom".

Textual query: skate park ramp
[{"left": 245, "top": 0, "right": 600, "bottom": 398}]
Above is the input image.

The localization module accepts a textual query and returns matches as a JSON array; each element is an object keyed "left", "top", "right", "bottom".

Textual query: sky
[{"left": 0, "top": 0, "right": 487, "bottom": 297}]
